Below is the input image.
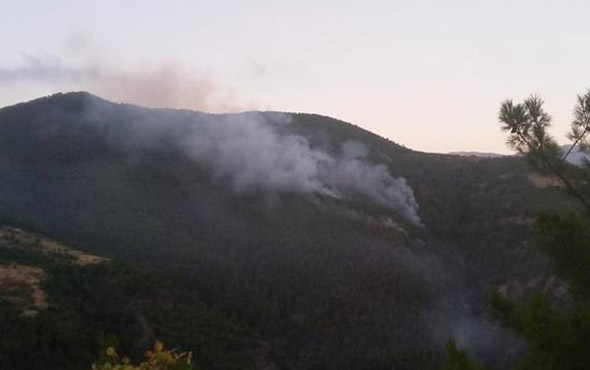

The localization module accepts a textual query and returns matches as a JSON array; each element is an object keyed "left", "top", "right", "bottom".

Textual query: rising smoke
[
  {"left": 1, "top": 36, "right": 421, "bottom": 225},
  {"left": 165, "top": 111, "right": 420, "bottom": 224},
  {"left": 0, "top": 50, "right": 245, "bottom": 112},
  {"left": 79, "top": 97, "right": 422, "bottom": 224}
]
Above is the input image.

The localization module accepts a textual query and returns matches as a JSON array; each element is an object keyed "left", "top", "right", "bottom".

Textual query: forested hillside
[
  {"left": 0, "top": 92, "right": 569, "bottom": 369},
  {"left": 0, "top": 225, "right": 267, "bottom": 369}
]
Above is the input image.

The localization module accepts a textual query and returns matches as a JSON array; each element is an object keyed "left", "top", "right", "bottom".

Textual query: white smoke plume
[
  {"left": 176, "top": 112, "right": 421, "bottom": 225},
  {"left": 1, "top": 34, "right": 421, "bottom": 224}
]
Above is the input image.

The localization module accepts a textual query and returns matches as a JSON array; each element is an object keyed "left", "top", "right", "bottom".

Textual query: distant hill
[
  {"left": 561, "top": 144, "right": 590, "bottom": 165},
  {"left": 0, "top": 92, "right": 567, "bottom": 369},
  {"left": 451, "top": 147, "right": 590, "bottom": 165},
  {"left": 448, "top": 151, "right": 507, "bottom": 158}
]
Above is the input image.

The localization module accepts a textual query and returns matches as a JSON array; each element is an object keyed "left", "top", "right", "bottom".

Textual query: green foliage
[
  {"left": 494, "top": 91, "right": 590, "bottom": 369},
  {"left": 491, "top": 290, "right": 590, "bottom": 370},
  {"left": 499, "top": 91, "right": 590, "bottom": 211},
  {"left": 93, "top": 342, "right": 192, "bottom": 370},
  {"left": 570, "top": 91, "right": 590, "bottom": 152},
  {"left": 499, "top": 95, "right": 557, "bottom": 158},
  {"left": 535, "top": 212, "right": 590, "bottom": 299},
  {"left": 442, "top": 339, "right": 485, "bottom": 370}
]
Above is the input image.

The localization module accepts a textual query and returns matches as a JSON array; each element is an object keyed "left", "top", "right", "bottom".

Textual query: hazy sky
[{"left": 1, "top": 0, "right": 589, "bottom": 153}]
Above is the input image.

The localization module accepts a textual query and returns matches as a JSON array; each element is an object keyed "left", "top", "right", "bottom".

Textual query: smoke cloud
[
  {"left": 174, "top": 112, "right": 422, "bottom": 224},
  {"left": 80, "top": 97, "right": 421, "bottom": 224},
  {"left": 2, "top": 34, "right": 420, "bottom": 224},
  {"left": 0, "top": 51, "right": 246, "bottom": 112}
]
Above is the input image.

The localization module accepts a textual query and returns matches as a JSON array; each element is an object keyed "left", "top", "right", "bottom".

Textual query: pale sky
[{"left": 1, "top": 0, "right": 589, "bottom": 153}]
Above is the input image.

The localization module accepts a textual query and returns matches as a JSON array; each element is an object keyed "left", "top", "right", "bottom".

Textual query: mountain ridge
[
  {"left": 0, "top": 91, "right": 410, "bottom": 151},
  {"left": 0, "top": 91, "right": 565, "bottom": 369}
]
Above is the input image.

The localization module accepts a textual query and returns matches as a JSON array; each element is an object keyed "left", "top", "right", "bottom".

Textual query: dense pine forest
[{"left": 0, "top": 92, "right": 579, "bottom": 369}]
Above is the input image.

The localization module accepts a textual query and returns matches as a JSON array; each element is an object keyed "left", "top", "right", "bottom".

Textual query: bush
[{"left": 92, "top": 342, "right": 192, "bottom": 370}]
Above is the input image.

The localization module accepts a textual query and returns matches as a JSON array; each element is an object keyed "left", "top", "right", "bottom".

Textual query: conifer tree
[{"left": 444, "top": 91, "right": 590, "bottom": 369}]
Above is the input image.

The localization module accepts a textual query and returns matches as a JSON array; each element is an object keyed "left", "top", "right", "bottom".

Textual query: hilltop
[{"left": 0, "top": 92, "right": 568, "bottom": 369}]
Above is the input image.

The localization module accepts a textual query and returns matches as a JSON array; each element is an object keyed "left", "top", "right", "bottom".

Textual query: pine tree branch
[
  {"left": 560, "top": 129, "right": 588, "bottom": 166},
  {"left": 518, "top": 129, "right": 590, "bottom": 213}
]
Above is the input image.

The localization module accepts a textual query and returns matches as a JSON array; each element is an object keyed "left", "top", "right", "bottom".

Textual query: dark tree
[
  {"left": 494, "top": 92, "right": 590, "bottom": 369},
  {"left": 444, "top": 91, "right": 590, "bottom": 370}
]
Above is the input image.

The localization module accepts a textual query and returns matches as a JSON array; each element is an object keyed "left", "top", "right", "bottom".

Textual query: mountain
[
  {"left": 448, "top": 151, "right": 506, "bottom": 158},
  {"left": 561, "top": 144, "right": 590, "bottom": 165},
  {"left": 0, "top": 92, "right": 567, "bottom": 369},
  {"left": 450, "top": 146, "right": 590, "bottom": 164}
]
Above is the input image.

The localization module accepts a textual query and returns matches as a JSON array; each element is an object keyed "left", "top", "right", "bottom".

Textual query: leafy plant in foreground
[{"left": 92, "top": 341, "right": 192, "bottom": 370}]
